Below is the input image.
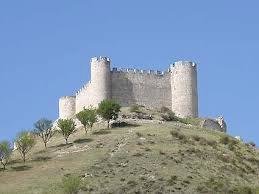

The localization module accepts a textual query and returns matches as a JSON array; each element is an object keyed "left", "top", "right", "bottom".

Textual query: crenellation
[
  {"left": 59, "top": 56, "right": 198, "bottom": 118},
  {"left": 91, "top": 56, "right": 110, "bottom": 63}
]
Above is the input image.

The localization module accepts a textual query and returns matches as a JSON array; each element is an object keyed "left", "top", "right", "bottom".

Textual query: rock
[
  {"left": 216, "top": 116, "right": 227, "bottom": 132},
  {"left": 200, "top": 118, "right": 225, "bottom": 132}
]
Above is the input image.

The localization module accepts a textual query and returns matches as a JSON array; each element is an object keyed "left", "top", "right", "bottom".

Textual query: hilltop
[{"left": 0, "top": 108, "right": 259, "bottom": 194}]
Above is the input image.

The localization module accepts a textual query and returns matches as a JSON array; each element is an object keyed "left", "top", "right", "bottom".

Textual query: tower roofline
[{"left": 91, "top": 56, "right": 111, "bottom": 63}]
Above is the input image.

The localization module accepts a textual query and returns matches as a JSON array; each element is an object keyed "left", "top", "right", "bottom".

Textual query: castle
[{"left": 59, "top": 56, "right": 198, "bottom": 119}]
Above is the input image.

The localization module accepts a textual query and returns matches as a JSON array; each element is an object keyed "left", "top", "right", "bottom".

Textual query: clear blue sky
[{"left": 0, "top": 1, "right": 258, "bottom": 144}]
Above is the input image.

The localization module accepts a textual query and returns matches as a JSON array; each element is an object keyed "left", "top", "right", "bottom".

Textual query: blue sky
[{"left": 0, "top": 1, "right": 258, "bottom": 144}]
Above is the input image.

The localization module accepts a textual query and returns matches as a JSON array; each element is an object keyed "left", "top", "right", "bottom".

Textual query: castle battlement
[
  {"left": 111, "top": 67, "right": 166, "bottom": 76},
  {"left": 60, "top": 96, "right": 76, "bottom": 100},
  {"left": 172, "top": 61, "right": 197, "bottom": 67},
  {"left": 59, "top": 56, "right": 198, "bottom": 119},
  {"left": 91, "top": 56, "right": 110, "bottom": 63},
  {"left": 76, "top": 82, "right": 91, "bottom": 96}
]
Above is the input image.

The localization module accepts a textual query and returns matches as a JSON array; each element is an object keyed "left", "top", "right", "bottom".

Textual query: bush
[
  {"left": 170, "top": 130, "right": 186, "bottom": 140},
  {"left": 160, "top": 106, "right": 170, "bottom": 113},
  {"left": 161, "top": 111, "right": 176, "bottom": 121},
  {"left": 130, "top": 104, "right": 141, "bottom": 113},
  {"left": 207, "top": 140, "right": 217, "bottom": 148},
  {"left": 136, "top": 132, "right": 143, "bottom": 137},
  {"left": 192, "top": 135, "right": 201, "bottom": 142},
  {"left": 230, "top": 186, "right": 254, "bottom": 194},
  {"left": 228, "top": 139, "right": 238, "bottom": 151},
  {"left": 62, "top": 175, "right": 81, "bottom": 194},
  {"left": 168, "top": 175, "right": 177, "bottom": 185},
  {"left": 219, "top": 136, "right": 231, "bottom": 145},
  {"left": 177, "top": 117, "right": 201, "bottom": 126}
]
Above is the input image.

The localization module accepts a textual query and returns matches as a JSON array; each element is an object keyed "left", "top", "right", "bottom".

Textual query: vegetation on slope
[{"left": 0, "top": 106, "right": 259, "bottom": 194}]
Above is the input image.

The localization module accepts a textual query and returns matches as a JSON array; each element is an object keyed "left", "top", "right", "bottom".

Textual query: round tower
[
  {"left": 59, "top": 96, "right": 76, "bottom": 119},
  {"left": 171, "top": 61, "right": 198, "bottom": 118},
  {"left": 90, "top": 56, "right": 111, "bottom": 106}
]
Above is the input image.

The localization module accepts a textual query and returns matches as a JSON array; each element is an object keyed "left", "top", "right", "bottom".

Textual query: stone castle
[{"left": 59, "top": 56, "right": 198, "bottom": 119}]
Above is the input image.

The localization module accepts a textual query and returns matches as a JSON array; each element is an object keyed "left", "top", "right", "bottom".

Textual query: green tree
[
  {"left": 0, "top": 141, "right": 12, "bottom": 170},
  {"left": 97, "top": 100, "right": 121, "bottom": 128},
  {"left": 34, "top": 118, "right": 54, "bottom": 148},
  {"left": 76, "top": 107, "right": 97, "bottom": 134},
  {"left": 15, "top": 131, "right": 36, "bottom": 163},
  {"left": 58, "top": 119, "right": 76, "bottom": 144}
]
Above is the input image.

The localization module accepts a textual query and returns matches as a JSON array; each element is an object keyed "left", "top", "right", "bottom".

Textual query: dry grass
[{"left": 0, "top": 114, "right": 259, "bottom": 193}]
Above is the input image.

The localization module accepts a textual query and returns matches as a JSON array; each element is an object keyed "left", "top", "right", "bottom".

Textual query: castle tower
[
  {"left": 59, "top": 96, "right": 76, "bottom": 119},
  {"left": 90, "top": 56, "right": 111, "bottom": 106},
  {"left": 171, "top": 61, "right": 198, "bottom": 118}
]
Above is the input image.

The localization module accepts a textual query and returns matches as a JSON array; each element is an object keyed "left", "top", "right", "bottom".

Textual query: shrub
[
  {"left": 230, "top": 186, "right": 254, "bottom": 194},
  {"left": 228, "top": 139, "right": 238, "bottom": 151},
  {"left": 168, "top": 175, "right": 177, "bottom": 185},
  {"left": 111, "top": 121, "right": 132, "bottom": 128},
  {"left": 159, "top": 150, "right": 166, "bottom": 155},
  {"left": 219, "top": 136, "right": 231, "bottom": 145},
  {"left": 207, "top": 140, "right": 217, "bottom": 148},
  {"left": 62, "top": 175, "right": 81, "bottom": 194},
  {"left": 130, "top": 104, "right": 141, "bottom": 113},
  {"left": 161, "top": 111, "right": 176, "bottom": 121},
  {"left": 127, "top": 180, "right": 137, "bottom": 187},
  {"left": 160, "top": 106, "right": 170, "bottom": 113},
  {"left": 170, "top": 130, "right": 186, "bottom": 140},
  {"left": 136, "top": 132, "right": 143, "bottom": 137},
  {"left": 192, "top": 135, "right": 201, "bottom": 142},
  {"left": 177, "top": 117, "right": 201, "bottom": 126}
]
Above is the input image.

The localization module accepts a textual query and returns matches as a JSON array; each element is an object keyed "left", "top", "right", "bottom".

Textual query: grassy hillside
[{"left": 0, "top": 109, "right": 259, "bottom": 194}]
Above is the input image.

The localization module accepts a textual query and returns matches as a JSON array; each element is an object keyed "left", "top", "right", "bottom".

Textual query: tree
[
  {"left": 76, "top": 107, "right": 97, "bottom": 134},
  {"left": 97, "top": 100, "right": 121, "bottom": 128},
  {"left": 34, "top": 118, "right": 54, "bottom": 148},
  {"left": 15, "top": 131, "right": 36, "bottom": 163},
  {"left": 0, "top": 141, "right": 12, "bottom": 170},
  {"left": 58, "top": 119, "right": 76, "bottom": 144}
]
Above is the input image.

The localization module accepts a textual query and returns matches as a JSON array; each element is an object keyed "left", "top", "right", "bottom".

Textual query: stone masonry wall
[
  {"left": 111, "top": 70, "right": 172, "bottom": 109},
  {"left": 59, "top": 96, "right": 76, "bottom": 119},
  {"left": 58, "top": 57, "right": 199, "bottom": 119}
]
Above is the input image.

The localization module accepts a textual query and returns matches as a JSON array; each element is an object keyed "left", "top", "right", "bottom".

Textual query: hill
[{"left": 0, "top": 108, "right": 259, "bottom": 194}]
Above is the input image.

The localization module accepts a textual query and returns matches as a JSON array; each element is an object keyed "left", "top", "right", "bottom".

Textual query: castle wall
[
  {"left": 75, "top": 57, "right": 111, "bottom": 113},
  {"left": 59, "top": 96, "right": 76, "bottom": 119},
  {"left": 75, "top": 82, "right": 94, "bottom": 113},
  {"left": 58, "top": 56, "right": 199, "bottom": 119},
  {"left": 111, "top": 70, "right": 172, "bottom": 109}
]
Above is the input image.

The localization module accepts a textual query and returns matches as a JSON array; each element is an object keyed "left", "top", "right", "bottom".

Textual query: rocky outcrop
[{"left": 200, "top": 117, "right": 227, "bottom": 132}]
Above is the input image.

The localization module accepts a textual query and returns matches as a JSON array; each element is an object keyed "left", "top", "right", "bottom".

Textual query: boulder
[{"left": 200, "top": 118, "right": 226, "bottom": 132}]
